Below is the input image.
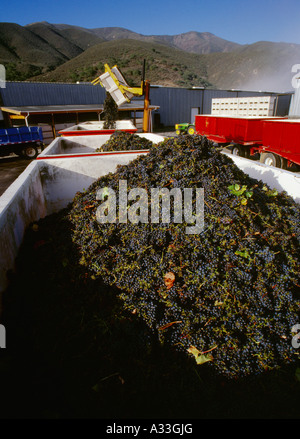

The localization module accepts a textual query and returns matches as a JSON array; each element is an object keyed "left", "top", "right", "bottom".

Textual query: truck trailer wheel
[
  {"left": 280, "top": 157, "right": 288, "bottom": 170},
  {"left": 22, "top": 145, "right": 38, "bottom": 160},
  {"left": 231, "top": 144, "right": 249, "bottom": 158},
  {"left": 187, "top": 125, "right": 195, "bottom": 135},
  {"left": 260, "top": 152, "right": 281, "bottom": 168}
]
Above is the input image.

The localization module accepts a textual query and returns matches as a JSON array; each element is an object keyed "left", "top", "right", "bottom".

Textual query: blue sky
[{"left": 1, "top": 0, "right": 300, "bottom": 45}]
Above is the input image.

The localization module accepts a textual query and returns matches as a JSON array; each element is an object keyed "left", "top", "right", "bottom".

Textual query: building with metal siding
[
  {"left": 0, "top": 81, "right": 106, "bottom": 107},
  {"left": 0, "top": 81, "right": 293, "bottom": 132},
  {"left": 149, "top": 86, "right": 284, "bottom": 127}
]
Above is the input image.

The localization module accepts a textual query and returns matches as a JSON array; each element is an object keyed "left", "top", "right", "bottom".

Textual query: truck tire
[
  {"left": 260, "top": 152, "right": 281, "bottom": 168},
  {"left": 231, "top": 144, "right": 249, "bottom": 158},
  {"left": 280, "top": 157, "right": 288, "bottom": 170},
  {"left": 22, "top": 145, "right": 38, "bottom": 159},
  {"left": 187, "top": 125, "right": 195, "bottom": 135}
]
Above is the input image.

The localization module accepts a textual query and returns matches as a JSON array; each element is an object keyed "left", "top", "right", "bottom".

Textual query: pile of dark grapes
[
  {"left": 69, "top": 134, "right": 300, "bottom": 379},
  {"left": 96, "top": 131, "right": 153, "bottom": 151},
  {"left": 103, "top": 93, "right": 118, "bottom": 129}
]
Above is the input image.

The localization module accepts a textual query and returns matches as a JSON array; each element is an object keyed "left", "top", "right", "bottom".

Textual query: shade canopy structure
[{"left": 1, "top": 101, "right": 160, "bottom": 142}]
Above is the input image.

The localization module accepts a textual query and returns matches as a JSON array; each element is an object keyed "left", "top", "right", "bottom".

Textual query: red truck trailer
[
  {"left": 195, "top": 115, "right": 299, "bottom": 170},
  {"left": 195, "top": 115, "right": 267, "bottom": 153},
  {"left": 259, "top": 119, "right": 300, "bottom": 169}
]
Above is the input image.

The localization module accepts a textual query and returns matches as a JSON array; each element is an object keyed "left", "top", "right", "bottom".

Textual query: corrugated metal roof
[
  {"left": 0, "top": 81, "right": 106, "bottom": 106},
  {"left": 1, "top": 104, "right": 103, "bottom": 114},
  {"left": 1, "top": 102, "right": 159, "bottom": 116}
]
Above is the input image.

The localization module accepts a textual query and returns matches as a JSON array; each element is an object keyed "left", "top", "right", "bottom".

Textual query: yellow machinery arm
[
  {"left": 92, "top": 64, "right": 143, "bottom": 104},
  {"left": 92, "top": 63, "right": 150, "bottom": 132}
]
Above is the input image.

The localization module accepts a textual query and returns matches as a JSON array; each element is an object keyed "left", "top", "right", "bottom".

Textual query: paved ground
[
  {"left": 157, "top": 131, "right": 177, "bottom": 137},
  {"left": 0, "top": 154, "right": 35, "bottom": 197},
  {"left": 154, "top": 129, "right": 177, "bottom": 137}
]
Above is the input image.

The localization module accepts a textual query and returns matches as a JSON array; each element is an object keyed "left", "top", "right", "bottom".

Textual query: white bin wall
[
  {"left": 40, "top": 153, "right": 148, "bottom": 214},
  {"left": 59, "top": 120, "right": 137, "bottom": 133},
  {"left": 38, "top": 133, "right": 164, "bottom": 157},
  {"left": 0, "top": 161, "right": 47, "bottom": 309},
  {"left": 38, "top": 135, "right": 112, "bottom": 156},
  {"left": 0, "top": 151, "right": 148, "bottom": 303},
  {"left": 0, "top": 148, "right": 299, "bottom": 311},
  {"left": 226, "top": 153, "right": 300, "bottom": 203}
]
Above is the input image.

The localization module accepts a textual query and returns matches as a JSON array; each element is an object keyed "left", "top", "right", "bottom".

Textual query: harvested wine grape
[
  {"left": 69, "top": 134, "right": 300, "bottom": 379},
  {"left": 96, "top": 131, "right": 153, "bottom": 151},
  {"left": 103, "top": 93, "right": 118, "bottom": 129}
]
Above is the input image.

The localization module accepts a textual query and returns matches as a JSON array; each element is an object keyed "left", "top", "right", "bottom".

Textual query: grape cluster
[
  {"left": 96, "top": 131, "right": 153, "bottom": 152},
  {"left": 69, "top": 134, "right": 300, "bottom": 379},
  {"left": 102, "top": 93, "right": 118, "bottom": 129}
]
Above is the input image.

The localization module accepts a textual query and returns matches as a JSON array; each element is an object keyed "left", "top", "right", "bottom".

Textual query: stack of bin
[{"left": 211, "top": 96, "right": 275, "bottom": 117}]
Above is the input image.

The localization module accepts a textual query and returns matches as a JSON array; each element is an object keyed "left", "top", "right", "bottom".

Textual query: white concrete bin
[
  {"left": 224, "top": 152, "right": 300, "bottom": 203},
  {"left": 0, "top": 146, "right": 299, "bottom": 309},
  {"left": 58, "top": 120, "right": 137, "bottom": 136},
  {"left": 0, "top": 150, "right": 153, "bottom": 301},
  {"left": 37, "top": 133, "right": 165, "bottom": 159}
]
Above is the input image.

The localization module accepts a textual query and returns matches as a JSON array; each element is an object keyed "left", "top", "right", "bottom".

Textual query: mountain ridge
[
  {"left": 87, "top": 26, "right": 242, "bottom": 54},
  {"left": 1, "top": 22, "right": 299, "bottom": 91}
]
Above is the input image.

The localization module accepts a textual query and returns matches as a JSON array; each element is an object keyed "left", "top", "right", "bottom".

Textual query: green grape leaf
[
  {"left": 187, "top": 346, "right": 214, "bottom": 365},
  {"left": 268, "top": 189, "right": 278, "bottom": 197},
  {"left": 187, "top": 346, "right": 200, "bottom": 357},
  {"left": 196, "top": 354, "right": 213, "bottom": 365},
  {"left": 235, "top": 249, "right": 250, "bottom": 259},
  {"left": 228, "top": 184, "right": 247, "bottom": 197}
]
